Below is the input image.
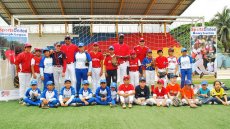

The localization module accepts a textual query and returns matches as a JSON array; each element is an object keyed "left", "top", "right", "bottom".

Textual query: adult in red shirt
[
  {"left": 118, "top": 75, "right": 135, "bottom": 109},
  {"left": 60, "top": 35, "right": 78, "bottom": 89},
  {"left": 113, "top": 34, "right": 130, "bottom": 84},
  {"left": 155, "top": 49, "right": 168, "bottom": 87},
  {"left": 104, "top": 46, "right": 118, "bottom": 87},
  {"left": 15, "top": 43, "right": 34, "bottom": 102},
  {"left": 89, "top": 42, "right": 104, "bottom": 92},
  {"left": 5, "top": 45, "right": 16, "bottom": 80},
  {"left": 31, "top": 48, "right": 42, "bottom": 89},
  {"left": 134, "top": 38, "right": 149, "bottom": 63}
]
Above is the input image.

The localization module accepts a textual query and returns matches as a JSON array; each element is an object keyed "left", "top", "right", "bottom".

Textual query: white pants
[
  {"left": 146, "top": 98, "right": 171, "bottom": 106},
  {"left": 194, "top": 59, "right": 215, "bottom": 75},
  {"left": 181, "top": 99, "right": 199, "bottom": 105},
  {"left": 117, "top": 62, "right": 128, "bottom": 84},
  {"left": 92, "top": 68, "right": 101, "bottom": 93},
  {"left": 157, "top": 68, "right": 167, "bottom": 87},
  {"left": 119, "top": 91, "right": 134, "bottom": 104},
  {"left": 65, "top": 63, "right": 76, "bottom": 90},
  {"left": 53, "top": 66, "right": 64, "bottom": 93},
  {"left": 31, "top": 73, "right": 42, "bottom": 90},
  {"left": 134, "top": 97, "right": 154, "bottom": 106},
  {"left": 18, "top": 72, "right": 31, "bottom": 98},
  {"left": 129, "top": 71, "right": 139, "bottom": 87},
  {"left": 145, "top": 70, "right": 155, "bottom": 86}
]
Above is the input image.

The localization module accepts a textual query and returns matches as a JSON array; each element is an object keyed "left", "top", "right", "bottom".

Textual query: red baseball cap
[
  {"left": 123, "top": 75, "right": 130, "bottom": 80},
  {"left": 157, "top": 48, "right": 163, "bottom": 53},
  {"left": 24, "top": 43, "right": 32, "bottom": 48},
  {"left": 130, "top": 50, "right": 136, "bottom": 55},
  {"left": 140, "top": 38, "right": 144, "bottom": 42},
  {"left": 168, "top": 48, "right": 174, "bottom": 52},
  {"left": 34, "top": 48, "right": 41, "bottom": 51},
  {"left": 93, "top": 42, "right": 98, "bottom": 46},
  {"left": 157, "top": 79, "right": 164, "bottom": 85}
]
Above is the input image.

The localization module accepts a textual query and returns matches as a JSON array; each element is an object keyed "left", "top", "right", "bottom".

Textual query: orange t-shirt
[
  {"left": 180, "top": 87, "right": 194, "bottom": 99},
  {"left": 166, "top": 83, "right": 180, "bottom": 96}
]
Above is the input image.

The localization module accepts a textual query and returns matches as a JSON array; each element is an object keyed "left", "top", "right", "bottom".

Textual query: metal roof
[{"left": 0, "top": 0, "right": 195, "bottom": 25}]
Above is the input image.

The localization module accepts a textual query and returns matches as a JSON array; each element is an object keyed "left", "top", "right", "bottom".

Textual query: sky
[{"left": 0, "top": 0, "right": 229, "bottom": 26}]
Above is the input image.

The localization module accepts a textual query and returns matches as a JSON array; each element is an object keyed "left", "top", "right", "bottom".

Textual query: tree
[{"left": 211, "top": 6, "right": 230, "bottom": 52}]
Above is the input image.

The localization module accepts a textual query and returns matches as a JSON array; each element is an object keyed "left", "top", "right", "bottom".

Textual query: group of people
[{"left": 14, "top": 34, "right": 228, "bottom": 109}]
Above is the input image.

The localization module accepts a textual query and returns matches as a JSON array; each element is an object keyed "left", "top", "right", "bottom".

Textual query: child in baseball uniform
[
  {"left": 95, "top": 79, "right": 112, "bottom": 106},
  {"left": 23, "top": 80, "right": 41, "bottom": 106},
  {"left": 196, "top": 81, "right": 212, "bottom": 104},
  {"left": 118, "top": 75, "right": 135, "bottom": 109},
  {"left": 134, "top": 77, "right": 152, "bottom": 106},
  {"left": 40, "top": 81, "right": 59, "bottom": 109},
  {"left": 210, "top": 80, "right": 230, "bottom": 105},
  {"left": 59, "top": 79, "right": 76, "bottom": 107},
  {"left": 152, "top": 79, "right": 170, "bottom": 107},
  {"left": 75, "top": 80, "right": 96, "bottom": 106},
  {"left": 110, "top": 82, "right": 119, "bottom": 106},
  {"left": 31, "top": 48, "right": 42, "bottom": 89},
  {"left": 167, "top": 48, "right": 178, "bottom": 80},
  {"left": 39, "top": 48, "right": 54, "bottom": 91},
  {"left": 180, "top": 80, "right": 202, "bottom": 108},
  {"left": 166, "top": 74, "right": 181, "bottom": 106},
  {"left": 127, "top": 51, "right": 141, "bottom": 87}
]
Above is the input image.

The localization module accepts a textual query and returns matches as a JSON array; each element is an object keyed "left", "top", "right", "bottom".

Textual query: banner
[
  {"left": 190, "top": 27, "right": 217, "bottom": 79},
  {"left": 0, "top": 27, "right": 28, "bottom": 101}
]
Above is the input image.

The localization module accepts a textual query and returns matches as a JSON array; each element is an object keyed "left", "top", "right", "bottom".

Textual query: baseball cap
[
  {"left": 130, "top": 50, "right": 136, "bottom": 55},
  {"left": 157, "top": 48, "right": 163, "bottom": 53},
  {"left": 119, "top": 34, "right": 124, "bottom": 37},
  {"left": 43, "top": 48, "right": 49, "bottom": 53},
  {"left": 123, "top": 75, "right": 130, "bottom": 80},
  {"left": 109, "top": 46, "right": 114, "bottom": 50},
  {"left": 82, "top": 80, "right": 89, "bottom": 85},
  {"left": 46, "top": 81, "right": 54, "bottom": 86},
  {"left": 147, "top": 49, "right": 152, "bottom": 53},
  {"left": 30, "top": 80, "right": 37, "bottom": 85},
  {"left": 181, "top": 48, "right": 187, "bottom": 52},
  {"left": 64, "top": 79, "right": 71, "bottom": 83},
  {"left": 110, "top": 82, "right": 117, "bottom": 88},
  {"left": 168, "top": 48, "right": 174, "bottom": 52},
  {"left": 157, "top": 79, "right": 164, "bottom": 85},
  {"left": 93, "top": 42, "right": 98, "bottom": 46},
  {"left": 184, "top": 80, "right": 192, "bottom": 85},
  {"left": 139, "top": 77, "right": 146, "bottom": 82},
  {"left": 140, "top": 38, "right": 144, "bottom": 42},
  {"left": 78, "top": 42, "right": 84, "bottom": 47},
  {"left": 170, "top": 74, "right": 178, "bottom": 79},
  {"left": 54, "top": 42, "right": 61, "bottom": 46},
  {"left": 100, "top": 79, "right": 107, "bottom": 83},
  {"left": 201, "top": 80, "right": 208, "bottom": 85},
  {"left": 34, "top": 48, "right": 41, "bottom": 52},
  {"left": 24, "top": 43, "right": 32, "bottom": 48},
  {"left": 65, "top": 35, "right": 71, "bottom": 40}
]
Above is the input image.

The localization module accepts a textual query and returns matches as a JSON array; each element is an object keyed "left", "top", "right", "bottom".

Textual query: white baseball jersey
[
  {"left": 167, "top": 56, "right": 177, "bottom": 73},
  {"left": 111, "top": 90, "right": 117, "bottom": 100},
  {"left": 192, "top": 48, "right": 202, "bottom": 60}
]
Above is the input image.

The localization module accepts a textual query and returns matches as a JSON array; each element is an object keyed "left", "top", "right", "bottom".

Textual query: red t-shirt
[
  {"left": 31, "top": 56, "right": 42, "bottom": 73},
  {"left": 5, "top": 50, "right": 15, "bottom": 64},
  {"left": 61, "top": 44, "right": 78, "bottom": 63},
  {"left": 154, "top": 87, "right": 167, "bottom": 99},
  {"left": 128, "top": 57, "right": 140, "bottom": 71},
  {"left": 118, "top": 84, "right": 134, "bottom": 93},
  {"left": 155, "top": 56, "right": 168, "bottom": 69},
  {"left": 134, "top": 45, "right": 149, "bottom": 62},
  {"left": 15, "top": 51, "right": 34, "bottom": 73},
  {"left": 113, "top": 43, "right": 130, "bottom": 63},
  {"left": 89, "top": 51, "right": 104, "bottom": 68},
  {"left": 104, "top": 55, "right": 117, "bottom": 70},
  {"left": 166, "top": 83, "right": 180, "bottom": 96}
]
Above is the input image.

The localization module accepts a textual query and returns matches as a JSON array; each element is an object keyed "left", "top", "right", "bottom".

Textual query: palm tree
[{"left": 211, "top": 6, "right": 230, "bottom": 52}]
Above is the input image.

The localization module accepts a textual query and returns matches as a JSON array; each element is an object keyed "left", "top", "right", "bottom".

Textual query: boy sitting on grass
[
  {"left": 110, "top": 82, "right": 119, "bottom": 106},
  {"left": 197, "top": 80, "right": 212, "bottom": 104},
  {"left": 23, "top": 80, "right": 41, "bottom": 106},
  {"left": 59, "top": 79, "right": 76, "bottom": 107}
]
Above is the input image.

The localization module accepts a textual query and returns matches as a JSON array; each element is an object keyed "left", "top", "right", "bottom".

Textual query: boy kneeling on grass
[
  {"left": 197, "top": 80, "right": 212, "bottom": 104},
  {"left": 95, "top": 79, "right": 113, "bottom": 106},
  {"left": 40, "top": 81, "right": 59, "bottom": 109},
  {"left": 23, "top": 80, "right": 41, "bottom": 106},
  {"left": 118, "top": 75, "right": 135, "bottom": 109},
  {"left": 75, "top": 80, "right": 96, "bottom": 106},
  {"left": 211, "top": 80, "right": 230, "bottom": 106},
  {"left": 180, "top": 80, "right": 202, "bottom": 108},
  {"left": 59, "top": 79, "right": 77, "bottom": 107}
]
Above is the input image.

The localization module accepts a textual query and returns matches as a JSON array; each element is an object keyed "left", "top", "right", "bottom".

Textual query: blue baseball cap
[
  {"left": 64, "top": 79, "right": 71, "bottom": 83},
  {"left": 170, "top": 74, "right": 178, "bottom": 79},
  {"left": 184, "top": 80, "right": 192, "bottom": 85},
  {"left": 78, "top": 42, "right": 84, "bottom": 47},
  {"left": 46, "top": 81, "right": 54, "bottom": 86},
  {"left": 201, "top": 81, "right": 208, "bottom": 85},
  {"left": 181, "top": 48, "right": 187, "bottom": 52},
  {"left": 110, "top": 82, "right": 117, "bottom": 88},
  {"left": 100, "top": 79, "right": 107, "bottom": 83},
  {"left": 109, "top": 46, "right": 114, "bottom": 50},
  {"left": 139, "top": 77, "right": 146, "bottom": 82},
  {"left": 82, "top": 80, "right": 89, "bottom": 85},
  {"left": 30, "top": 80, "right": 37, "bottom": 85},
  {"left": 43, "top": 48, "right": 49, "bottom": 53}
]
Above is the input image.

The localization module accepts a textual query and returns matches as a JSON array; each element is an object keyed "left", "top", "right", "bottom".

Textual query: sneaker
[
  {"left": 19, "top": 98, "right": 23, "bottom": 104},
  {"left": 128, "top": 103, "right": 132, "bottom": 108},
  {"left": 200, "top": 72, "right": 204, "bottom": 79},
  {"left": 54, "top": 104, "right": 59, "bottom": 108},
  {"left": 196, "top": 101, "right": 202, "bottom": 106},
  {"left": 122, "top": 103, "right": 126, "bottom": 109},
  {"left": 41, "top": 104, "right": 49, "bottom": 109},
  {"left": 70, "top": 103, "right": 77, "bottom": 106},
  {"left": 91, "top": 102, "right": 97, "bottom": 106},
  {"left": 76, "top": 103, "right": 83, "bottom": 107}
]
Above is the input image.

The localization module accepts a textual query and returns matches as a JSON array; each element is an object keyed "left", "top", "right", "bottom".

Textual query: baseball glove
[
  {"left": 158, "top": 72, "right": 166, "bottom": 78},
  {"left": 111, "top": 56, "right": 118, "bottom": 67},
  {"left": 14, "top": 76, "right": 19, "bottom": 88},
  {"left": 31, "top": 93, "right": 37, "bottom": 102},
  {"left": 100, "top": 94, "right": 106, "bottom": 98},
  {"left": 172, "top": 97, "right": 181, "bottom": 107}
]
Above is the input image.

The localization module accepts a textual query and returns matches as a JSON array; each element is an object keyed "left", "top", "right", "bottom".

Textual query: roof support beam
[
  {"left": 90, "top": 0, "right": 94, "bottom": 15},
  {"left": 26, "top": 0, "right": 38, "bottom": 15},
  {"left": 144, "top": 0, "right": 156, "bottom": 15},
  {"left": 117, "top": 0, "right": 124, "bottom": 15},
  {"left": 169, "top": 0, "right": 186, "bottom": 15},
  {"left": 0, "top": 0, "right": 12, "bottom": 20},
  {"left": 58, "top": 0, "right": 65, "bottom": 15}
]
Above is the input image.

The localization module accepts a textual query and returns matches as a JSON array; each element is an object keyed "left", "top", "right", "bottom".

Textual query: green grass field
[{"left": 0, "top": 79, "right": 230, "bottom": 129}]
